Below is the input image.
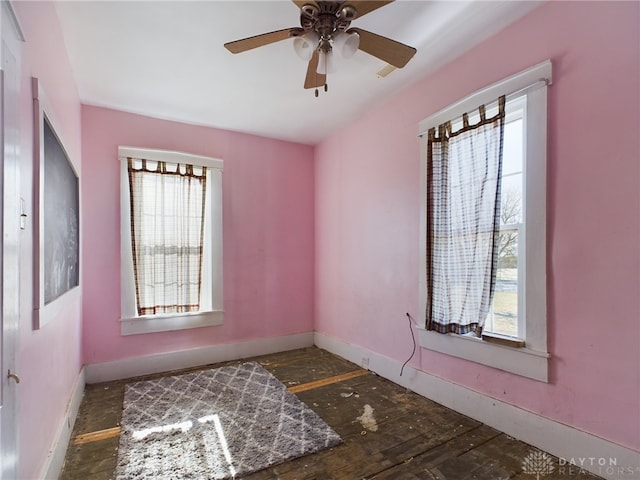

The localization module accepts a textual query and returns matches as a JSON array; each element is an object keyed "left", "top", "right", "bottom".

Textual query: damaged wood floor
[{"left": 60, "top": 347, "right": 603, "bottom": 480}]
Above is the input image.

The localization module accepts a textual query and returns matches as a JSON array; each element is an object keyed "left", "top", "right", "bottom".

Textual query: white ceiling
[{"left": 55, "top": 0, "right": 542, "bottom": 145}]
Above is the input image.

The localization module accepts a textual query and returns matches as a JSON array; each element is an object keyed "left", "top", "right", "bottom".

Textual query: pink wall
[
  {"left": 13, "top": 2, "right": 83, "bottom": 479},
  {"left": 315, "top": 1, "right": 640, "bottom": 451},
  {"left": 81, "top": 106, "right": 315, "bottom": 364}
]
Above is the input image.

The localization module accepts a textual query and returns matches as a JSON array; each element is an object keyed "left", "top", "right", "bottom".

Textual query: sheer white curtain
[
  {"left": 127, "top": 158, "right": 207, "bottom": 316},
  {"left": 425, "top": 96, "right": 505, "bottom": 335}
]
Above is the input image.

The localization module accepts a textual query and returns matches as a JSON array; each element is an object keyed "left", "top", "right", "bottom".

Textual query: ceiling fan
[{"left": 224, "top": 0, "right": 417, "bottom": 96}]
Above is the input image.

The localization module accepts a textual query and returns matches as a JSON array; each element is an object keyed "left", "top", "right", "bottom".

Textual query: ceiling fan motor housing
[{"left": 299, "top": 1, "right": 356, "bottom": 43}]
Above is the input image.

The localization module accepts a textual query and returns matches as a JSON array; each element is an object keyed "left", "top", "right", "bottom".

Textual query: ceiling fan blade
[
  {"left": 343, "top": 1, "right": 394, "bottom": 19},
  {"left": 304, "top": 49, "right": 326, "bottom": 89},
  {"left": 347, "top": 27, "right": 416, "bottom": 68},
  {"left": 224, "top": 28, "right": 301, "bottom": 54},
  {"left": 292, "top": 0, "right": 318, "bottom": 9}
]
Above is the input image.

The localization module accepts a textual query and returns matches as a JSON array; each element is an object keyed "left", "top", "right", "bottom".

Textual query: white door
[{"left": 0, "top": 2, "right": 22, "bottom": 478}]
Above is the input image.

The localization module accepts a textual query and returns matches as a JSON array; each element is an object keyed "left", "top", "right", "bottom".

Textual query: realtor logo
[{"left": 522, "top": 450, "right": 555, "bottom": 479}]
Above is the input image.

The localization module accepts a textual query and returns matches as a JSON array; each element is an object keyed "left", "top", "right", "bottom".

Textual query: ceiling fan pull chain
[
  {"left": 324, "top": 83, "right": 328, "bottom": 92},
  {"left": 315, "top": 88, "right": 319, "bottom": 97}
]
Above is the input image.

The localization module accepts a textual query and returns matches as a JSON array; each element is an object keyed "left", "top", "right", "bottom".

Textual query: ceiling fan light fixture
[
  {"left": 301, "top": 3, "right": 319, "bottom": 18},
  {"left": 293, "top": 31, "right": 319, "bottom": 61},
  {"left": 333, "top": 31, "right": 360, "bottom": 58},
  {"left": 316, "top": 50, "right": 335, "bottom": 74},
  {"left": 339, "top": 5, "right": 358, "bottom": 21}
]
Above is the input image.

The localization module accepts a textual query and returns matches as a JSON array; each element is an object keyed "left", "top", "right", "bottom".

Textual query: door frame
[{"left": 0, "top": 1, "right": 23, "bottom": 478}]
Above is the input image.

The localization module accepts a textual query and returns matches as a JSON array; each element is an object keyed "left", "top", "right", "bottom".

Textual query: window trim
[
  {"left": 119, "top": 146, "right": 224, "bottom": 335},
  {"left": 418, "top": 60, "right": 551, "bottom": 382}
]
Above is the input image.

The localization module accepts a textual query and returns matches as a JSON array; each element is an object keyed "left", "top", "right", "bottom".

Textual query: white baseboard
[
  {"left": 41, "top": 366, "right": 86, "bottom": 480},
  {"left": 314, "top": 332, "right": 640, "bottom": 480},
  {"left": 85, "top": 332, "right": 315, "bottom": 383}
]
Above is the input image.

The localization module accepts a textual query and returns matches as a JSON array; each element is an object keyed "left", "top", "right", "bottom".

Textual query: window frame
[
  {"left": 417, "top": 60, "right": 551, "bottom": 382},
  {"left": 119, "top": 146, "right": 224, "bottom": 335}
]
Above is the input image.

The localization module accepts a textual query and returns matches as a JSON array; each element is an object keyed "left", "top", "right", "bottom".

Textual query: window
[
  {"left": 485, "top": 96, "right": 525, "bottom": 340},
  {"left": 119, "top": 147, "right": 223, "bottom": 335},
  {"left": 418, "top": 61, "right": 551, "bottom": 381}
]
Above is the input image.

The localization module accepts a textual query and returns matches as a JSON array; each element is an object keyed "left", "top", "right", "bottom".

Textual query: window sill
[
  {"left": 121, "top": 310, "right": 224, "bottom": 336},
  {"left": 417, "top": 326, "right": 549, "bottom": 382},
  {"left": 481, "top": 332, "right": 526, "bottom": 348}
]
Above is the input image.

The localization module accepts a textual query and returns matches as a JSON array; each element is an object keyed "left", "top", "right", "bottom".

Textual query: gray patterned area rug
[{"left": 115, "top": 362, "right": 341, "bottom": 479}]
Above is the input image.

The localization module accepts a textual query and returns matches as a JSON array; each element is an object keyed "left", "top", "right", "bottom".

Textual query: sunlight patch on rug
[{"left": 115, "top": 362, "right": 342, "bottom": 479}]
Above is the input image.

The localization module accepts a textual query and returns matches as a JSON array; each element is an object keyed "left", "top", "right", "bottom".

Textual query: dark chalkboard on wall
[
  {"left": 32, "top": 76, "right": 81, "bottom": 330},
  {"left": 42, "top": 116, "right": 79, "bottom": 304}
]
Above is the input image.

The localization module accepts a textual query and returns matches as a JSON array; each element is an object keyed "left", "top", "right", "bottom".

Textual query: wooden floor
[{"left": 60, "top": 347, "right": 602, "bottom": 479}]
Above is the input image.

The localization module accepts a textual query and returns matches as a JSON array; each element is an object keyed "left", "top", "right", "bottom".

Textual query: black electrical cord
[{"left": 400, "top": 312, "right": 417, "bottom": 377}]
